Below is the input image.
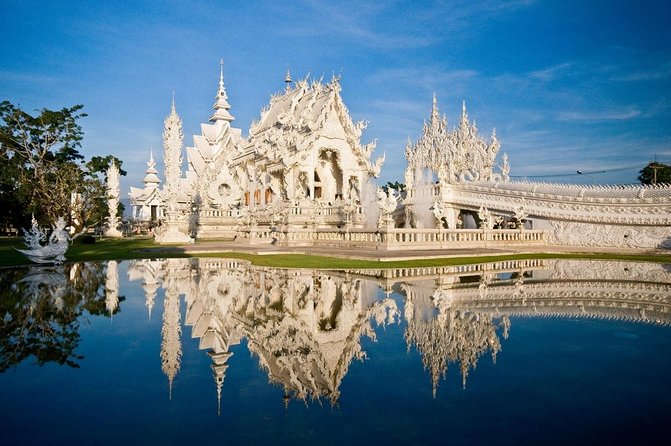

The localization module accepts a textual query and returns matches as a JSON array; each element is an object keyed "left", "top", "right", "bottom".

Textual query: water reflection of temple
[
  {"left": 126, "top": 258, "right": 671, "bottom": 408},
  {"left": 128, "top": 258, "right": 399, "bottom": 410}
]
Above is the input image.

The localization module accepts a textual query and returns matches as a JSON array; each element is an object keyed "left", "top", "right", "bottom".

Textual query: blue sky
[{"left": 2, "top": 0, "right": 670, "bottom": 193}]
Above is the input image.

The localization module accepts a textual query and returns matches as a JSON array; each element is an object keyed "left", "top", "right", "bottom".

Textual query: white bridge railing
[{"left": 236, "top": 227, "right": 548, "bottom": 250}]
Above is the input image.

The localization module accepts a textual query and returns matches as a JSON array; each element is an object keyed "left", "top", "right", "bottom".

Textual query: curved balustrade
[{"left": 233, "top": 227, "right": 547, "bottom": 249}]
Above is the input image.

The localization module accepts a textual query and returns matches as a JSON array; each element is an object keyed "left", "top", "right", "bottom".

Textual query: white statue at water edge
[{"left": 16, "top": 216, "right": 79, "bottom": 264}]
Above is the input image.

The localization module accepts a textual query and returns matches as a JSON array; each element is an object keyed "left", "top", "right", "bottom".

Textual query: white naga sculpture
[
  {"left": 16, "top": 216, "right": 73, "bottom": 264},
  {"left": 105, "top": 161, "right": 123, "bottom": 237}
]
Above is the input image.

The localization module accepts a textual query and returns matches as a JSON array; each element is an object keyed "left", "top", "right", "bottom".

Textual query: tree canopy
[
  {"left": 0, "top": 100, "right": 124, "bottom": 232},
  {"left": 638, "top": 162, "right": 671, "bottom": 185}
]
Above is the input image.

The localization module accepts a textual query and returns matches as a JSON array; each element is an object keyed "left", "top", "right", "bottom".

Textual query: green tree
[
  {"left": 382, "top": 181, "right": 406, "bottom": 193},
  {"left": 638, "top": 162, "right": 671, "bottom": 185},
  {"left": 0, "top": 101, "right": 125, "bottom": 231}
]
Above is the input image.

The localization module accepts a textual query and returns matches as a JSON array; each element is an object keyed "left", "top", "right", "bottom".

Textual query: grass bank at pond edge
[{"left": 1, "top": 237, "right": 670, "bottom": 269}]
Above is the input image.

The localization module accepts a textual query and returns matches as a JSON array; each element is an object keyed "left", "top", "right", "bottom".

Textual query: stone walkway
[{"left": 143, "top": 241, "right": 671, "bottom": 262}]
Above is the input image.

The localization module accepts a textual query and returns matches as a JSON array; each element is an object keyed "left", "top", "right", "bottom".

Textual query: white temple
[
  {"left": 129, "top": 62, "right": 671, "bottom": 249},
  {"left": 130, "top": 62, "right": 384, "bottom": 243}
]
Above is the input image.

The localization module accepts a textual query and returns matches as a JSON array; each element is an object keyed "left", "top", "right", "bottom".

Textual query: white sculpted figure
[
  {"left": 431, "top": 201, "right": 450, "bottom": 228},
  {"left": 16, "top": 216, "right": 73, "bottom": 264},
  {"left": 376, "top": 187, "right": 398, "bottom": 215},
  {"left": 348, "top": 176, "right": 360, "bottom": 202},
  {"left": 295, "top": 171, "right": 308, "bottom": 199},
  {"left": 513, "top": 202, "right": 527, "bottom": 229},
  {"left": 478, "top": 206, "right": 493, "bottom": 229}
]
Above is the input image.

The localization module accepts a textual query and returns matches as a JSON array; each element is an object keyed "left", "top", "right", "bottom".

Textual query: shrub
[{"left": 74, "top": 235, "right": 96, "bottom": 244}]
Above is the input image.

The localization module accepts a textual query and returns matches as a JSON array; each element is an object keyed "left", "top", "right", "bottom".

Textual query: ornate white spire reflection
[
  {"left": 161, "top": 282, "right": 182, "bottom": 399},
  {"left": 105, "top": 260, "right": 119, "bottom": 317}
]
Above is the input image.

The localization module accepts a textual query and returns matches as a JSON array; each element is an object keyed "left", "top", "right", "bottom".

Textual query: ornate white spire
[
  {"left": 156, "top": 96, "right": 193, "bottom": 243},
  {"left": 143, "top": 148, "right": 161, "bottom": 187},
  {"left": 210, "top": 59, "right": 235, "bottom": 122},
  {"left": 285, "top": 67, "right": 292, "bottom": 92},
  {"left": 405, "top": 97, "right": 503, "bottom": 186},
  {"left": 163, "top": 97, "right": 184, "bottom": 211},
  {"left": 431, "top": 93, "right": 439, "bottom": 123},
  {"left": 104, "top": 161, "right": 123, "bottom": 237},
  {"left": 460, "top": 100, "right": 469, "bottom": 127}
]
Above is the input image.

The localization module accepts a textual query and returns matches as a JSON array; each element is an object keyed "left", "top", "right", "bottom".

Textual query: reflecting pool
[{"left": 1, "top": 258, "right": 670, "bottom": 445}]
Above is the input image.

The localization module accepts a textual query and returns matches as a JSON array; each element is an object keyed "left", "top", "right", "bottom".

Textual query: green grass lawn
[{"left": 1, "top": 236, "right": 670, "bottom": 269}]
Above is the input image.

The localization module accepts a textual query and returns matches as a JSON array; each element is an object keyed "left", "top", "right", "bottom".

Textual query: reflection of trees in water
[{"left": 0, "top": 262, "right": 118, "bottom": 372}]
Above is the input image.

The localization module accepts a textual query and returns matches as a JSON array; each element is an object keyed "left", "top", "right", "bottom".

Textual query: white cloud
[
  {"left": 0, "top": 70, "right": 56, "bottom": 85},
  {"left": 555, "top": 107, "right": 641, "bottom": 122},
  {"left": 528, "top": 63, "right": 575, "bottom": 81}
]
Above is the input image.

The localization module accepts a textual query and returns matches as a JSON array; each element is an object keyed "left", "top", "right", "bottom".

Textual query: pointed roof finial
[
  {"left": 285, "top": 66, "right": 292, "bottom": 92},
  {"left": 144, "top": 146, "right": 160, "bottom": 186},
  {"left": 430, "top": 93, "right": 439, "bottom": 123},
  {"left": 460, "top": 100, "right": 469, "bottom": 128},
  {"left": 210, "top": 59, "right": 234, "bottom": 122},
  {"left": 218, "top": 59, "right": 225, "bottom": 94}
]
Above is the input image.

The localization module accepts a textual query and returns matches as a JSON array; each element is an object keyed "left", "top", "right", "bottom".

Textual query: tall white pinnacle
[
  {"left": 156, "top": 96, "right": 193, "bottom": 243},
  {"left": 431, "top": 93, "right": 439, "bottom": 123},
  {"left": 104, "top": 160, "right": 123, "bottom": 237},
  {"left": 285, "top": 67, "right": 292, "bottom": 92},
  {"left": 210, "top": 59, "right": 234, "bottom": 122},
  {"left": 218, "top": 59, "right": 225, "bottom": 94},
  {"left": 163, "top": 97, "right": 184, "bottom": 210},
  {"left": 459, "top": 100, "right": 470, "bottom": 130}
]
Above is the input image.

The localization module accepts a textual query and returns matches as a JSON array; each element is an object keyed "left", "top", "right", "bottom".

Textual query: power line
[{"left": 510, "top": 161, "right": 668, "bottom": 179}]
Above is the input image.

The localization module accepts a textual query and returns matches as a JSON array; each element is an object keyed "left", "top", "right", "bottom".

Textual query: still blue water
[{"left": 1, "top": 259, "right": 670, "bottom": 445}]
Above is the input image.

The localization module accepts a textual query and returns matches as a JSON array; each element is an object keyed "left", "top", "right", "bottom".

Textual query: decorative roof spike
[
  {"left": 218, "top": 59, "right": 225, "bottom": 95},
  {"left": 285, "top": 67, "right": 292, "bottom": 92},
  {"left": 431, "top": 93, "right": 439, "bottom": 122},
  {"left": 144, "top": 147, "right": 161, "bottom": 186},
  {"left": 459, "top": 100, "right": 470, "bottom": 129},
  {"left": 210, "top": 59, "right": 234, "bottom": 123}
]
